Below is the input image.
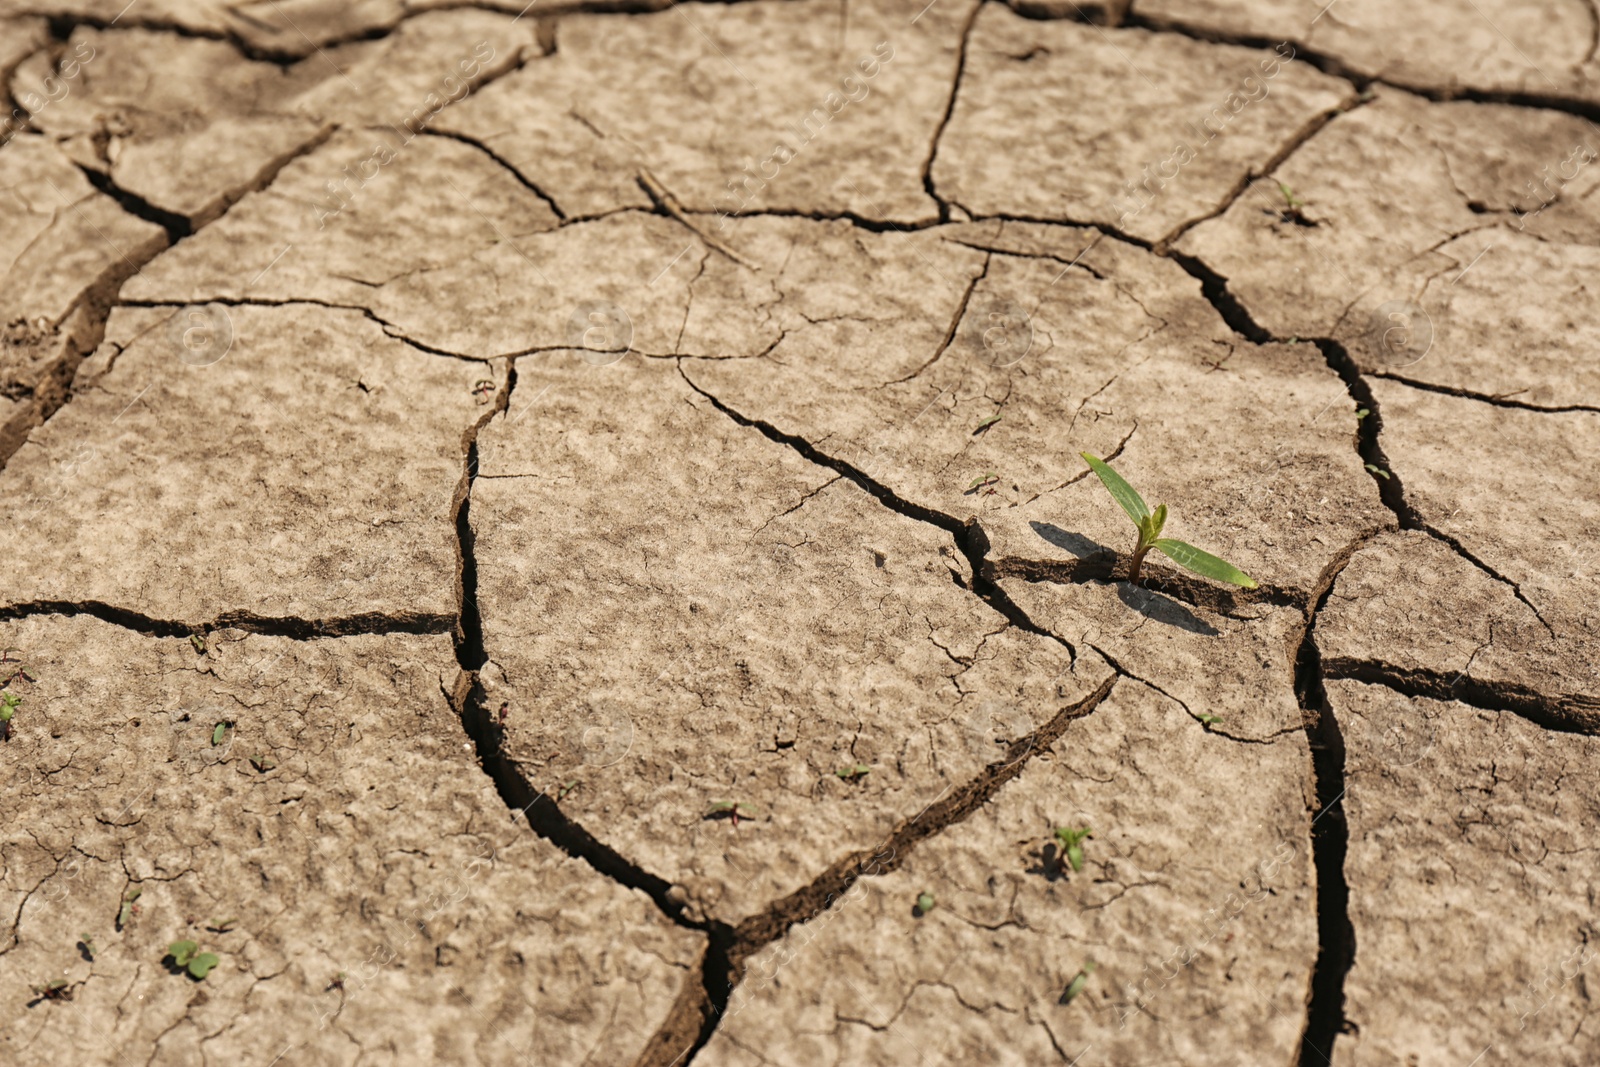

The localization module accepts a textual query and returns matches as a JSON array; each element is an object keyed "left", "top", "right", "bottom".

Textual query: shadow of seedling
[
  {"left": 705, "top": 801, "right": 759, "bottom": 827},
  {"left": 1115, "top": 582, "right": 1219, "bottom": 637},
  {"left": 1029, "top": 522, "right": 1114, "bottom": 563},
  {"left": 27, "top": 979, "right": 72, "bottom": 1006},
  {"left": 1030, "top": 828, "right": 1093, "bottom": 881}
]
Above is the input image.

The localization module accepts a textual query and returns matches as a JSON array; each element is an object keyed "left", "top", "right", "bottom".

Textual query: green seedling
[
  {"left": 1, "top": 690, "right": 19, "bottom": 741},
  {"left": 327, "top": 971, "right": 347, "bottom": 992},
  {"left": 189, "top": 634, "right": 207, "bottom": 655},
  {"left": 249, "top": 753, "right": 276, "bottom": 773},
  {"left": 1053, "top": 827, "right": 1093, "bottom": 873},
  {"left": 167, "top": 940, "right": 220, "bottom": 980},
  {"left": 1062, "top": 960, "right": 1098, "bottom": 1004},
  {"left": 707, "top": 800, "right": 759, "bottom": 827},
  {"left": 1276, "top": 181, "right": 1304, "bottom": 210},
  {"left": 1198, "top": 713, "right": 1222, "bottom": 725},
  {"left": 1365, "top": 463, "right": 1391, "bottom": 480},
  {"left": 471, "top": 379, "right": 496, "bottom": 404},
  {"left": 835, "top": 764, "right": 872, "bottom": 781},
  {"left": 117, "top": 887, "right": 142, "bottom": 931},
  {"left": 31, "top": 979, "right": 71, "bottom": 1001},
  {"left": 208, "top": 918, "right": 237, "bottom": 934},
  {"left": 973, "top": 414, "right": 1001, "bottom": 435},
  {"left": 914, "top": 892, "right": 936, "bottom": 916},
  {"left": 211, "top": 721, "right": 232, "bottom": 746},
  {"left": 1, "top": 647, "right": 34, "bottom": 686},
  {"left": 556, "top": 779, "right": 580, "bottom": 801},
  {"left": 1079, "top": 453, "right": 1258, "bottom": 589},
  {"left": 967, "top": 471, "right": 1000, "bottom": 494},
  {"left": 1355, "top": 408, "right": 1371, "bottom": 421},
  {"left": 79, "top": 934, "right": 96, "bottom": 960}
]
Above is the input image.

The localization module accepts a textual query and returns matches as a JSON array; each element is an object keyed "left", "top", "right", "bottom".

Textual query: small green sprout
[
  {"left": 327, "top": 971, "right": 347, "bottom": 992},
  {"left": 1062, "top": 960, "right": 1097, "bottom": 1004},
  {"left": 249, "top": 753, "right": 276, "bottom": 773},
  {"left": 967, "top": 471, "right": 1000, "bottom": 492},
  {"left": 557, "top": 779, "right": 580, "bottom": 801},
  {"left": 973, "top": 414, "right": 1001, "bottom": 435},
  {"left": 1053, "top": 827, "right": 1093, "bottom": 873},
  {"left": 835, "top": 764, "right": 872, "bottom": 781},
  {"left": 211, "top": 721, "right": 232, "bottom": 746},
  {"left": 167, "top": 940, "right": 220, "bottom": 980},
  {"left": 189, "top": 634, "right": 207, "bottom": 655},
  {"left": 117, "top": 887, "right": 142, "bottom": 931},
  {"left": 1, "top": 690, "right": 19, "bottom": 740},
  {"left": 1276, "top": 181, "right": 1304, "bottom": 209},
  {"left": 1198, "top": 713, "right": 1222, "bottom": 725},
  {"left": 79, "top": 934, "right": 96, "bottom": 959},
  {"left": 1365, "top": 463, "right": 1391, "bottom": 480},
  {"left": 1080, "top": 454, "right": 1257, "bottom": 589},
  {"left": 914, "top": 892, "right": 936, "bottom": 916},
  {"left": 1355, "top": 408, "right": 1371, "bottom": 421},
  {"left": 707, "top": 800, "right": 759, "bottom": 827},
  {"left": 31, "top": 978, "right": 71, "bottom": 1001},
  {"left": 208, "top": 917, "right": 237, "bottom": 934}
]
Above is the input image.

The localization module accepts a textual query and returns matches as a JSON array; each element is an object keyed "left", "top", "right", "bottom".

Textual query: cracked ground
[{"left": 1, "top": 0, "right": 1598, "bottom": 1064}]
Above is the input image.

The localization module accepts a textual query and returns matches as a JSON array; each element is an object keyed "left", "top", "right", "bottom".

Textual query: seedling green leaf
[
  {"left": 835, "top": 764, "right": 872, "bottom": 781},
  {"left": 967, "top": 471, "right": 1000, "bottom": 490},
  {"left": 707, "top": 800, "right": 759, "bottom": 826},
  {"left": 1079, "top": 455, "right": 1257, "bottom": 588},
  {"left": 1079, "top": 452, "right": 1148, "bottom": 522},
  {"left": 189, "top": 634, "right": 207, "bottom": 655},
  {"left": 1198, "top": 713, "right": 1222, "bottom": 725},
  {"left": 1053, "top": 827, "right": 1093, "bottom": 872},
  {"left": 168, "top": 940, "right": 220, "bottom": 980},
  {"left": 1365, "top": 463, "right": 1391, "bottom": 480},
  {"left": 914, "top": 892, "right": 935, "bottom": 916},
  {"left": 31, "top": 979, "right": 71, "bottom": 1001},
  {"left": 974, "top": 414, "right": 1001, "bottom": 434},
  {"left": 1277, "top": 181, "right": 1304, "bottom": 209},
  {"left": 117, "top": 887, "right": 141, "bottom": 931},
  {"left": 211, "top": 721, "right": 231, "bottom": 746},
  {"left": 1063, "top": 960, "right": 1097, "bottom": 1004},
  {"left": 1153, "top": 539, "right": 1257, "bottom": 589}
]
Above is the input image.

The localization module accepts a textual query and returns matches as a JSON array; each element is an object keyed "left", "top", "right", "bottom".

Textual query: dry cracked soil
[{"left": 1, "top": 1, "right": 1597, "bottom": 1065}]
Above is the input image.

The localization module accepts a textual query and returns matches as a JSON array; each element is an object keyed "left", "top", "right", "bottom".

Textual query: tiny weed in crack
[
  {"left": 706, "top": 800, "right": 759, "bottom": 827},
  {"left": 166, "top": 939, "right": 220, "bottom": 980},
  {"left": 30, "top": 979, "right": 72, "bottom": 1003},
  {"left": 1079, "top": 453, "right": 1258, "bottom": 589},
  {"left": 117, "top": 887, "right": 142, "bottom": 931},
  {"left": 1061, "top": 960, "right": 1097, "bottom": 1005},
  {"left": 1052, "top": 826, "right": 1094, "bottom": 874}
]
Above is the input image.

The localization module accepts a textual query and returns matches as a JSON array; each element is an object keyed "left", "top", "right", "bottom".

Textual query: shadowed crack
[
  {"left": 419, "top": 128, "right": 569, "bottom": 219},
  {"left": 1290, "top": 534, "right": 1363, "bottom": 1066},
  {"left": 1321, "top": 658, "right": 1600, "bottom": 734},
  {"left": 0, "top": 600, "right": 455, "bottom": 639},
  {"left": 921, "top": 0, "right": 985, "bottom": 222},
  {"left": 1368, "top": 371, "right": 1600, "bottom": 415},
  {"left": 1122, "top": 8, "right": 1600, "bottom": 123},
  {"left": 676, "top": 361, "right": 1077, "bottom": 663}
]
